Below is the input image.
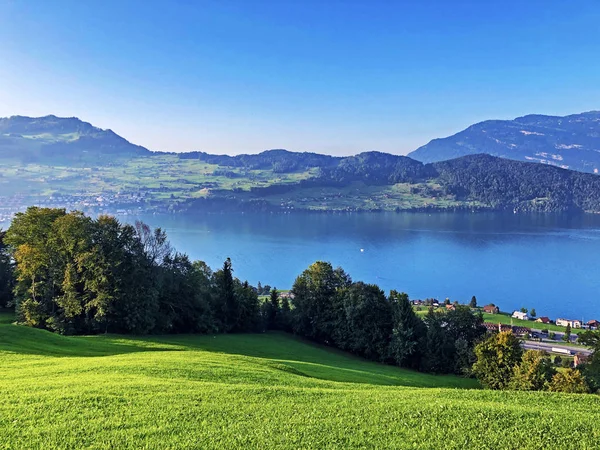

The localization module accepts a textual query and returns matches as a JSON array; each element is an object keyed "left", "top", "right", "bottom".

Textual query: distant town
[{"left": 411, "top": 297, "right": 596, "bottom": 363}]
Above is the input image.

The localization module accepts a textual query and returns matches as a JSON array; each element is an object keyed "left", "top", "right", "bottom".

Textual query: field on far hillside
[{"left": 1, "top": 311, "right": 599, "bottom": 449}]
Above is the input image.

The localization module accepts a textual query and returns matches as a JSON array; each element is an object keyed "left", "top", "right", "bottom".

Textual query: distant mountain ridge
[
  {"left": 0, "top": 115, "right": 150, "bottom": 163},
  {"left": 408, "top": 111, "right": 600, "bottom": 173}
]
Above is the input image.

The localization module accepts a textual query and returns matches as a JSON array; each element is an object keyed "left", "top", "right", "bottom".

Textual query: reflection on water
[{"left": 130, "top": 212, "right": 600, "bottom": 320}]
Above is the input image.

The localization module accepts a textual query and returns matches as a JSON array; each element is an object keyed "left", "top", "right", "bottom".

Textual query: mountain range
[
  {"left": 3, "top": 112, "right": 600, "bottom": 214},
  {"left": 408, "top": 111, "right": 600, "bottom": 173}
]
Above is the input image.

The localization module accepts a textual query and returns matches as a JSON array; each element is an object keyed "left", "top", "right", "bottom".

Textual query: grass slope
[{"left": 1, "top": 312, "right": 599, "bottom": 449}]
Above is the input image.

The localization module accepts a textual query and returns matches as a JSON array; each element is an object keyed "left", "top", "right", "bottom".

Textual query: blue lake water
[{"left": 132, "top": 212, "right": 600, "bottom": 321}]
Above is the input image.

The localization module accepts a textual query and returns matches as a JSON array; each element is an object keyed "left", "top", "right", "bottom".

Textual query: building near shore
[
  {"left": 512, "top": 311, "right": 529, "bottom": 321},
  {"left": 556, "top": 318, "right": 582, "bottom": 328}
]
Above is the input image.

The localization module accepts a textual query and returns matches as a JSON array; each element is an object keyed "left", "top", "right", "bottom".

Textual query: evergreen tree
[
  {"left": 563, "top": 324, "right": 572, "bottom": 342},
  {"left": 388, "top": 290, "right": 425, "bottom": 368},
  {"left": 278, "top": 295, "right": 291, "bottom": 331},
  {"left": 336, "top": 282, "right": 392, "bottom": 361},
  {"left": 214, "top": 258, "right": 238, "bottom": 332},
  {"left": 267, "top": 288, "right": 279, "bottom": 329},
  {"left": 421, "top": 308, "right": 454, "bottom": 373},
  {"left": 469, "top": 296, "right": 477, "bottom": 308},
  {"left": 0, "top": 230, "right": 14, "bottom": 309}
]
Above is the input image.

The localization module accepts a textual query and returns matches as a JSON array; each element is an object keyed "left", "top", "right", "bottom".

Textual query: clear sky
[{"left": 0, "top": 0, "right": 599, "bottom": 155}]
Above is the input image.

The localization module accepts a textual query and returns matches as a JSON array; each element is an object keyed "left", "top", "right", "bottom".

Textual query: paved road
[
  {"left": 529, "top": 328, "right": 578, "bottom": 343},
  {"left": 523, "top": 340, "right": 592, "bottom": 356}
]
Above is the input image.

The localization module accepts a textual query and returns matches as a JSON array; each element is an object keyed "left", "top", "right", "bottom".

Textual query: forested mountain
[
  {"left": 409, "top": 111, "right": 600, "bottom": 173},
  {"left": 0, "top": 115, "right": 151, "bottom": 163},
  {"left": 2, "top": 113, "right": 600, "bottom": 214},
  {"left": 431, "top": 155, "right": 600, "bottom": 212},
  {"left": 180, "top": 149, "right": 339, "bottom": 172}
]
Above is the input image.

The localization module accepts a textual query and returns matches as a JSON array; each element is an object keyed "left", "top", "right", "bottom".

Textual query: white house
[
  {"left": 556, "top": 318, "right": 582, "bottom": 329},
  {"left": 512, "top": 311, "right": 529, "bottom": 321}
]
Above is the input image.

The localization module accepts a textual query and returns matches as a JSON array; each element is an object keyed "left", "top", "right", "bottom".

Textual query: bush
[{"left": 548, "top": 369, "right": 589, "bottom": 393}]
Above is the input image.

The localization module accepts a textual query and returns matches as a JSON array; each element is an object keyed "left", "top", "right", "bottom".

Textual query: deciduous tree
[{"left": 472, "top": 331, "right": 523, "bottom": 389}]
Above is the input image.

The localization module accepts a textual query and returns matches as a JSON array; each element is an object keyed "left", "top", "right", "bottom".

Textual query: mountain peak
[
  {"left": 0, "top": 115, "right": 151, "bottom": 163},
  {"left": 408, "top": 111, "right": 600, "bottom": 173}
]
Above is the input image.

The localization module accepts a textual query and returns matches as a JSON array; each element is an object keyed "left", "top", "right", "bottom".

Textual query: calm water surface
[{"left": 132, "top": 212, "right": 600, "bottom": 321}]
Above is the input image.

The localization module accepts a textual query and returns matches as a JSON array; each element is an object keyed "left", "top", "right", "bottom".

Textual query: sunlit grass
[{"left": 0, "top": 311, "right": 598, "bottom": 449}]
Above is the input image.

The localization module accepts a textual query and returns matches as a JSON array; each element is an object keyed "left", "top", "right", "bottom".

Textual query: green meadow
[{"left": 1, "top": 311, "right": 599, "bottom": 449}]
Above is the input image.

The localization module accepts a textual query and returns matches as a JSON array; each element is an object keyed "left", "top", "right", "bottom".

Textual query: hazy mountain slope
[
  {"left": 0, "top": 115, "right": 151, "bottom": 163},
  {"left": 409, "top": 111, "right": 600, "bottom": 173}
]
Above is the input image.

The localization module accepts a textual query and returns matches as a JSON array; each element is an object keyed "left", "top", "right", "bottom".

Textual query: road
[{"left": 522, "top": 340, "right": 592, "bottom": 356}]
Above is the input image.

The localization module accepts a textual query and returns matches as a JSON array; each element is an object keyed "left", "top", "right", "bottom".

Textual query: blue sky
[{"left": 0, "top": 0, "right": 599, "bottom": 155}]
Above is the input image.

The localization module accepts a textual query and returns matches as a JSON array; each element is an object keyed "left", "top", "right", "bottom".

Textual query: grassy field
[
  {"left": 481, "top": 312, "right": 579, "bottom": 334},
  {"left": 0, "top": 155, "right": 487, "bottom": 213},
  {"left": 1, "top": 311, "right": 599, "bottom": 449},
  {"left": 414, "top": 308, "right": 579, "bottom": 334}
]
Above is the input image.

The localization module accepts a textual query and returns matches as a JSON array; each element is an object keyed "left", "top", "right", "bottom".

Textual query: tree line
[{"left": 1, "top": 208, "right": 261, "bottom": 335}]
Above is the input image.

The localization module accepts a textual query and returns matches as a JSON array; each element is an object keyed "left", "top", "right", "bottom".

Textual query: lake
[{"left": 131, "top": 212, "right": 600, "bottom": 321}]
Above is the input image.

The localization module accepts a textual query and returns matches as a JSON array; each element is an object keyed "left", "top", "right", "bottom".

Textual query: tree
[
  {"left": 444, "top": 305, "right": 486, "bottom": 375},
  {"left": 5, "top": 207, "right": 68, "bottom": 327},
  {"left": 334, "top": 282, "right": 392, "bottom": 361},
  {"left": 421, "top": 308, "right": 454, "bottom": 374},
  {"left": 134, "top": 220, "right": 172, "bottom": 265},
  {"left": 278, "top": 295, "right": 291, "bottom": 332},
  {"left": 444, "top": 298, "right": 450, "bottom": 305},
  {"left": 0, "top": 230, "right": 14, "bottom": 309},
  {"left": 290, "top": 261, "right": 351, "bottom": 343},
  {"left": 472, "top": 331, "right": 523, "bottom": 390},
  {"left": 562, "top": 324, "right": 572, "bottom": 342},
  {"left": 510, "top": 350, "right": 556, "bottom": 391},
  {"left": 234, "top": 280, "right": 260, "bottom": 332},
  {"left": 548, "top": 369, "right": 590, "bottom": 394},
  {"left": 388, "top": 290, "right": 426, "bottom": 369},
  {"left": 530, "top": 308, "right": 536, "bottom": 318},
  {"left": 576, "top": 330, "right": 600, "bottom": 392},
  {"left": 266, "top": 288, "right": 279, "bottom": 330},
  {"left": 469, "top": 296, "right": 477, "bottom": 308},
  {"left": 520, "top": 307, "right": 528, "bottom": 314},
  {"left": 214, "top": 258, "right": 238, "bottom": 332},
  {"left": 553, "top": 355, "right": 562, "bottom": 367}
]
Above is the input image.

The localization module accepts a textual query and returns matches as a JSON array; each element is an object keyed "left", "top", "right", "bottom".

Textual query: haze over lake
[{"left": 132, "top": 212, "right": 600, "bottom": 321}]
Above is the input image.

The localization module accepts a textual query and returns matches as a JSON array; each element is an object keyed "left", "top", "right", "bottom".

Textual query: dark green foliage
[
  {"left": 553, "top": 355, "right": 562, "bottom": 366},
  {"left": 469, "top": 296, "right": 477, "bottom": 308},
  {"left": 278, "top": 296, "right": 292, "bottom": 332},
  {"left": 0, "top": 230, "right": 13, "bottom": 308},
  {"left": 421, "top": 308, "right": 455, "bottom": 374},
  {"left": 290, "top": 261, "right": 351, "bottom": 343},
  {"left": 432, "top": 154, "right": 600, "bottom": 212},
  {"left": 576, "top": 330, "right": 600, "bottom": 392},
  {"left": 265, "top": 288, "right": 279, "bottom": 330},
  {"left": 4, "top": 207, "right": 260, "bottom": 336},
  {"left": 388, "top": 290, "right": 425, "bottom": 369},
  {"left": 155, "top": 255, "right": 214, "bottom": 333},
  {"left": 563, "top": 324, "right": 572, "bottom": 342},
  {"left": 214, "top": 258, "right": 238, "bottom": 332},
  {"left": 334, "top": 282, "right": 392, "bottom": 361}
]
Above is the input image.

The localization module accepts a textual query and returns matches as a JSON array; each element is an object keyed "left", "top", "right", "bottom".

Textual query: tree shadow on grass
[
  {"left": 0, "top": 324, "right": 182, "bottom": 357},
  {"left": 145, "top": 331, "right": 480, "bottom": 389}
]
